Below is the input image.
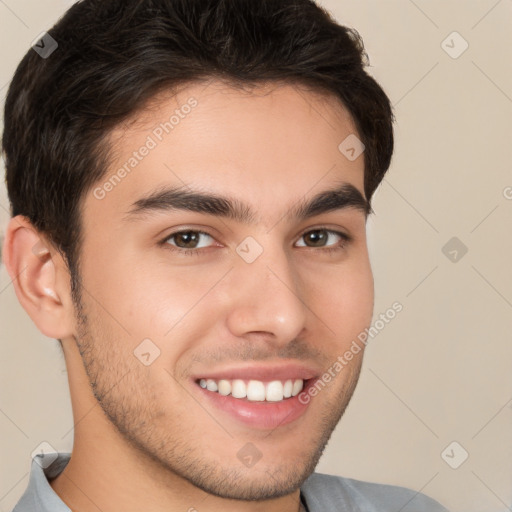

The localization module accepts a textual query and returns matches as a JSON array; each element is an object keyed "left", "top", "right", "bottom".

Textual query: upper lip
[{"left": 191, "top": 362, "right": 320, "bottom": 382}]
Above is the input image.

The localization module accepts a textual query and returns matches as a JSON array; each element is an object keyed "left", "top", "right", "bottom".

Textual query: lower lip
[{"left": 194, "top": 379, "right": 317, "bottom": 430}]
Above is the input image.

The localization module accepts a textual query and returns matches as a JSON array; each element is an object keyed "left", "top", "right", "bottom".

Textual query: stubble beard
[{"left": 69, "top": 274, "right": 363, "bottom": 501}]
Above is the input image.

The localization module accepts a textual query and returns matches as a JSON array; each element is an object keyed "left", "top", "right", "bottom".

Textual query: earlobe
[{"left": 2, "top": 215, "right": 75, "bottom": 340}]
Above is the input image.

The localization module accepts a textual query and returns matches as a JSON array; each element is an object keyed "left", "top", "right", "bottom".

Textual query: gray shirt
[{"left": 12, "top": 453, "right": 449, "bottom": 511}]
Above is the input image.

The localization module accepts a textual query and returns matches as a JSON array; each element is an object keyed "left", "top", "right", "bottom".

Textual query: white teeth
[
  {"left": 266, "top": 380, "right": 284, "bottom": 401},
  {"left": 292, "top": 379, "right": 303, "bottom": 396},
  {"left": 199, "top": 378, "right": 306, "bottom": 402},
  {"left": 231, "top": 379, "right": 247, "bottom": 399},
  {"left": 247, "top": 380, "right": 266, "bottom": 401},
  {"left": 206, "top": 379, "right": 218, "bottom": 392},
  {"left": 218, "top": 379, "right": 231, "bottom": 396},
  {"left": 283, "top": 379, "right": 293, "bottom": 398}
]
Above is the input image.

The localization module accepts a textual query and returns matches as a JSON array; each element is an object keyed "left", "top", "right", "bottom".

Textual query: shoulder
[{"left": 300, "top": 472, "right": 449, "bottom": 512}]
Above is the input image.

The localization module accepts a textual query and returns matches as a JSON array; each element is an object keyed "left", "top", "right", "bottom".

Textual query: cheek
[
  {"left": 305, "top": 258, "right": 374, "bottom": 343},
  {"left": 82, "top": 245, "right": 219, "bottom": 338}
]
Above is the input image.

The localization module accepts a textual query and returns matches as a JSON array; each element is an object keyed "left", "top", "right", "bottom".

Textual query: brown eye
[
  {"left": 174, "top": 231, "right": 199, "bottom": 248},
  {"left": 303, "top": 230, "right": 328, "bottom": 247},
  {"left": 295, "top": 229, "right": 349, "bottom": 249},
  {"left": 163, "top": 230, "right": 214, "bottom": 250}
]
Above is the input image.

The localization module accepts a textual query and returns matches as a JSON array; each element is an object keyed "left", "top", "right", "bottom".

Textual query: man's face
[{"left": 71, "top": 80, "right": 374, "bottom": 500}]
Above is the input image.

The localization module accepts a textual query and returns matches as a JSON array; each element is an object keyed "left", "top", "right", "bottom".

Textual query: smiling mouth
[{"left": 196, "top": 378, "right": 306, "bottom": 402}]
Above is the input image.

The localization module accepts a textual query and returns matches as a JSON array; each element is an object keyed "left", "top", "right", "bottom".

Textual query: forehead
[{"left": 85, "top": 79, "right": 365, "bottom": 225}]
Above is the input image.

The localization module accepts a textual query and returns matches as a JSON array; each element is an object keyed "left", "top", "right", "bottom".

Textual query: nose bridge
[{"left": 225, "top": 238, "right": 307, "bottom": 342}]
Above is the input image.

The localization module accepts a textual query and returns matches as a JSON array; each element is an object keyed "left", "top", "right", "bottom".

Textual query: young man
[{"left": 2, "top": 0, "right": 449, "bottom": 510}]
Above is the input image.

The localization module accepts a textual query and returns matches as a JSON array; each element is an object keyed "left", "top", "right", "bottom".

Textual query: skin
[{"left": 3, "top": 79, "right": 374, "bottom": 512}]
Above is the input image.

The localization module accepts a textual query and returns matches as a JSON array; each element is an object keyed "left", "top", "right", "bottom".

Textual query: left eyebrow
[{"left": 122, "top": 181, "right": 371, "bottom": 224}]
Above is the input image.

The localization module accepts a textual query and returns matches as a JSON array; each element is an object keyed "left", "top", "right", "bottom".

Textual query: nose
[{"left": 224, "top": 241, "right": 308, "bottom": 346}]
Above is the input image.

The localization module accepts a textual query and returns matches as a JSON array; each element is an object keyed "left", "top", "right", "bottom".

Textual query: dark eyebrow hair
[{"left": 122, "top": 182, "right": 371, "bottom": 224}]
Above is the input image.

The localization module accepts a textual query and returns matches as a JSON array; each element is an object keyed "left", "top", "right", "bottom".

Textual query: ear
[{"left": 2, "top": 215, "right": 76, "bottom": 340}]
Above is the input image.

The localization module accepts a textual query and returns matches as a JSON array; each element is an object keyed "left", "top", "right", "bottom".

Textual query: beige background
[{"left": 1, "top": 1, "right": 511, "bottom": 511}]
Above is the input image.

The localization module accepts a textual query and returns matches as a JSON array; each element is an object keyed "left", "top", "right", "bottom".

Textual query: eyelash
[{"left": 159, "top": 227, "right": 352, "bottom": 257}]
